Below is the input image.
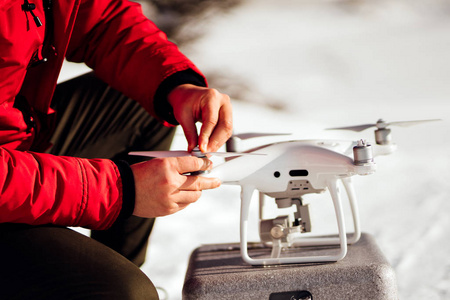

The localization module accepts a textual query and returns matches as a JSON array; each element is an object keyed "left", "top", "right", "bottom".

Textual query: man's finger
[
  {"left": 171, "top": 191, "right": 203, "bottom": 206},
  {"left": 205, "top": 103, "right": 233, "bottom": 152},
  {"left": 198, "top": 99, "right": 219, "bottom": 152},
  {"left": 181, "top": 121, "right": 199, "bottom": 153},
  {"left": 176, "top": 157, "right": 213, "bottom": 174},
  {"left": 179, "top": 175, "right": 221, "bottom": 191}
]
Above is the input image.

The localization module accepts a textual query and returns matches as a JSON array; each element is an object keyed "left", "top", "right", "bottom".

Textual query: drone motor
[
  {"left": 353, "top": 140, "right": 374, "bottom": 166},
  {"left": 374, "top": 128, "right": 392, "bottom": 145}
]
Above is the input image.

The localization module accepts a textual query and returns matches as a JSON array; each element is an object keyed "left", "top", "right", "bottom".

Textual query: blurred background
[{"left": 64, "top": 0, "right": 450, "bottom": 299}]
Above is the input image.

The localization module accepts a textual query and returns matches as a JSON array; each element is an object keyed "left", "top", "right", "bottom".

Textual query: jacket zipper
[
  {"left": 27, "top": 0, "right": 56, "bottom": 68},
  {"left": 22, "top": 0, "right": 43, "bottom": 30}
]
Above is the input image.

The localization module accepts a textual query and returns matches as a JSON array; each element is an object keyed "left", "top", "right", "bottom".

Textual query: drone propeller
[
  {"left": 226, "top": 132, "right": 291, "bottom": 152},
  {"left": 129, "top": 147, "right": 264, "bottom": 159},
  {"left": 327, "top": 118, "right": 441, "bottom": 132},
  {"left": 232, "top": 132, "right": 291, "bottom": 140},
  {"left": 387, "top": 119, "right": 442, "bottom": 127},
  {"left": 129, "top": 151, "right": 196, "bottom": 158}
]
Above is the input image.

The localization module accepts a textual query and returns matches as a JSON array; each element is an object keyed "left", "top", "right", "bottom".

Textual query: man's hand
[
  {"left": 168, "top": 84, "right": 233, "bottom": 153},
  {"left": 131, "top": 156, "right": 220, "bottom": 218}
]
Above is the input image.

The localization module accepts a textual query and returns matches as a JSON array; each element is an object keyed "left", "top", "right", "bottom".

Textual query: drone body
[{"left": 205, "top": 139, "right": 376, "bottom": 265}]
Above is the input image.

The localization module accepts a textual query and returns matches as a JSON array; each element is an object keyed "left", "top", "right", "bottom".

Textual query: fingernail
[{"left": 200, "top": 158, "right": 211, "bottom": 169}]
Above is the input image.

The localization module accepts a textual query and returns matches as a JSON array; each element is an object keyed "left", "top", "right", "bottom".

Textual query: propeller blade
[
  {"left": 327, "top": 118, "right": 442, "bottom": 132},
  {"left": 129, "top": 151, "right": 265, "bottom": 158},
  {"left": 232, "top": 132, "right": 291, "bottom": 140},
  {"left": 326, "top": 124, "right": 376, "bottom": 132},
  {"left": 129, "top": 151, "right": 191, "bottom": 158},
  {"left": 210, "top": 152, "right": 266, "bottom": 158},
  {"left": 388, "top": 119, "right": 442, "bottom": 127}
]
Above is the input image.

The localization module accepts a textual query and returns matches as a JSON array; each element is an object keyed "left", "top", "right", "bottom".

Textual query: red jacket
[{"left": 0, "top": 0, "right": 205, "bottom": 229}]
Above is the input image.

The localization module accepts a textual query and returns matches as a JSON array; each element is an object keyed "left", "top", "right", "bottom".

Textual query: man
[{"left": 0, "top": 0, "right": 232, "bottom": 298}]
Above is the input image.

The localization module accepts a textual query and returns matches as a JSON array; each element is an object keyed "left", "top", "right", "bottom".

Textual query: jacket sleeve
[
  {"left": 65, "top": 0, "right": 206, "bottom": 126},
  {"left": 0, "top": 147, "right": 124, "bottom": 230}
]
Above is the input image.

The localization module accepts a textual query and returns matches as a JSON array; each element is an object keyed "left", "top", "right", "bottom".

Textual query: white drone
[{"left": 130, "top": 118, "right": 439, "bottom": 266}]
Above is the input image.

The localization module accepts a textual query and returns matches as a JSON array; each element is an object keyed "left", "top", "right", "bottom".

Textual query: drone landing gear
[{"left": 239, "top": 177, "right": 361, "bottom": 265}]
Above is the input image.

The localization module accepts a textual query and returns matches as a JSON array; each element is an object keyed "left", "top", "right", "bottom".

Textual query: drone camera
[
  {"left": 260, "top": 197, "right": 312, "bottom": 249},
  {"left": 260, "top": 216, "right": 290, "bottom": 244}
]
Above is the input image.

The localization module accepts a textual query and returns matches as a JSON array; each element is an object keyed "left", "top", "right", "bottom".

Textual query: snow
[{"left": 63, "top": 0, "right": 450, "bottom": 299}]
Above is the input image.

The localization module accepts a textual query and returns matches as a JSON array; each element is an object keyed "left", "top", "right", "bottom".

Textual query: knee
[{"left": 100, "top": 267, "right": 158, "bottom": 300}]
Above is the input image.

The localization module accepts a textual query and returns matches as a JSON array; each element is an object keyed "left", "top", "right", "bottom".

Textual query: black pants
[{"left": 0, "top": 73, "right": 175, "bottom": 299}]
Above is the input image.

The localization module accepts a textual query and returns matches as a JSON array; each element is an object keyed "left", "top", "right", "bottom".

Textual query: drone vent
[{"left": 289, "top": 169, "right": 309, "bottom": 177}]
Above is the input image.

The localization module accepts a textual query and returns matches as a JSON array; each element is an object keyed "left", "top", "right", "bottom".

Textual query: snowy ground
[{"left": 64, "top": 0, "right": 450, "bottom": 299}]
